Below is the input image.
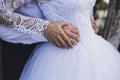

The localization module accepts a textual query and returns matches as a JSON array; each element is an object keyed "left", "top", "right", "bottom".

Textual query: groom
[{"left": 1, "top": 0, "right": 98, "bottom": 80}]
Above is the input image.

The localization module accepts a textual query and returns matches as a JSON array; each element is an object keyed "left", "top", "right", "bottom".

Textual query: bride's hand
[
  {"left": 62, "top": 24, "right": 80, "bottom": 45},
  {"left": 90, "top": 19, "right": 99, "bottom": 33},
  {"left": 44, "top": 22, "right": 80, "bottom": 49}
]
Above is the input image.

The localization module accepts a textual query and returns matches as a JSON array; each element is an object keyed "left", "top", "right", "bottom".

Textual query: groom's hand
[{"left": 44, "top": 22, "right": 80, "bottom": 49}]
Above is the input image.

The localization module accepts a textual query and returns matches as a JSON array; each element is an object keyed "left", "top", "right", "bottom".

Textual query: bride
[{"left": 0, "top": 0, "right": 120, "bottom": 80}]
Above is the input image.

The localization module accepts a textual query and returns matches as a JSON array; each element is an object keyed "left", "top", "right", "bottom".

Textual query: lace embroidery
[
  {"left": 0, "top": 0, "right": 50, "bottom": 36},
  {"left": 0, "top": 9, "right": 50, "bottom": 36},
  {"left": 0, "top": 0, "right": 51, "bottom": 11},
  {"left": 0, "top": 0, "right": 31, "bottom": 11},
  {"left": 0, "top": 0, "right": 50, "bottom": 11}
]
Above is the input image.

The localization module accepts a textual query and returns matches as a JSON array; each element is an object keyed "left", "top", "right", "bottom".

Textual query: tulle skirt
[{"left": 20, "top": 34, "right": 120, "bottom": 80}]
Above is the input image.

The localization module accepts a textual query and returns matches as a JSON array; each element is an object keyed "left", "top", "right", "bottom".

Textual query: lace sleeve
[{"left": 0, "top": 9, "right": 50, "bottom": 36}]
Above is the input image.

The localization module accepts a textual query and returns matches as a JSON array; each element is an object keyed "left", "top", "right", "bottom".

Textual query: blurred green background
[{"left": 94, "top": 0, "right": 109, "bottom": 35}]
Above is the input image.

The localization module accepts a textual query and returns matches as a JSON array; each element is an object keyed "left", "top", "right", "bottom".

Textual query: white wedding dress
[{"left": 19, "top": 0, "right": 120, "bottom": 80}]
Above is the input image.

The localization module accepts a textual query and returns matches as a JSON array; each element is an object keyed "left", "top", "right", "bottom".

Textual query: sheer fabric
[{"left": 0, "top": 0, "right": 50, "bottom": 37}]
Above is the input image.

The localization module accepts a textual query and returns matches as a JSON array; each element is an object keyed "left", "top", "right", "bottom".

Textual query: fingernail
[
  {"left": 71, "top": 46, "right": 73, "bottom": 49},
  {"left": 75, "top": 42, "right": 77, "bottom": 45}
]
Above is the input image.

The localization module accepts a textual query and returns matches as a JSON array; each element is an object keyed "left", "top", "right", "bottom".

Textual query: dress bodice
[{"left": 38, "top": 0, "right": 96, "bottom": 35}]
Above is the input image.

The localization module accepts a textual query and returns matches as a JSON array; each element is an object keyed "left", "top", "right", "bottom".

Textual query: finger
[
  {"left": 44, "top": 27, "right": 62, "bottom": 48},
  {"left": 52, "top": 38, "right": 61, "bottom": 48},
  {"left": 69, "top": 32, "right": 80, "bottom": 42},
  {"left": 62, "top": 25, "right": 80, "bottom": 36},
  {"left": 56, "top": 36, "right": 69, "bottom": 49},
  {"left": 51, "top": 37, "right": 61, "bottom": 48},
  {"left": 70, "top": 27, "right": 80, "bottom": 36},
  {"left": 93, "top": 22, "right": 99, "bottom": 33},
  {"left": 71, "top": 25, "right": 78, "bottom": 30},
  {"left": 48, "top": 34, "right": 61, "bottom": 48},
  {"left": 70, "top": 38, "right": 78, "bottom": 45},
  {"left": 50, "top": 34, "right": 68, "bottom": 48},
  {"left": 60, "top": 22, "right": 69, "bottom": 27},
  {"left": 60, "top": 31, "right": 73, "bottom": 49},
  {"left": 64, "top": 29, "right": 80, "bottom": 42}
]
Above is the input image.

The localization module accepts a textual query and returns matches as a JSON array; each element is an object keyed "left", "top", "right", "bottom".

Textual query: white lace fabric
[
  {"left": 0, "top": 0, "right": 50, "bottom": 36},
  {"left": 0, "top": 0, "right": 31, "bottom": 11}
]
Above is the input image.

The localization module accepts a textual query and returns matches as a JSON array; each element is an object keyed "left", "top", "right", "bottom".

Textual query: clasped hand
[
  {"left": 44, "top": 19, "right": 98, "bottom": 49},
  {"left": 44, "top": 22, "right": 80, "bottom": 49}
]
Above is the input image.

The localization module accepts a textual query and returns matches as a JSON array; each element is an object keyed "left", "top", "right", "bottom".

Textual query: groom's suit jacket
[{"left": 1, "top": 0, "right": 46, "bottom": 80}]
